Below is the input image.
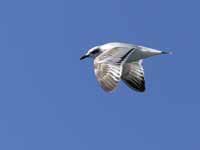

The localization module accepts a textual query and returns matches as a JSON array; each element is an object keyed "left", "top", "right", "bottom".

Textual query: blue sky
[{"left": 0, "top": 0, "right": 199, "bottom": 149}]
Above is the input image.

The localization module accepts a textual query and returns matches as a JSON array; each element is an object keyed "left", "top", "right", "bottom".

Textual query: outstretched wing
[
  {"left": 122, "top": 60, "right": 145, "bottom": 92},
  {"left": 94, "top": 47, "right": 135, "bottom": 92}
]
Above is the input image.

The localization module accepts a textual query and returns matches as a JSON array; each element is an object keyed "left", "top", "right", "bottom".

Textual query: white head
[{"left": 80, "top": 46, "right": 103, "bottom": 60}]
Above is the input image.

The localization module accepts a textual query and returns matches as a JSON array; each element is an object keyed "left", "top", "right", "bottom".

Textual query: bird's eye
[{"left": 91, "top": 49, "right": 100, "bottom": 54}]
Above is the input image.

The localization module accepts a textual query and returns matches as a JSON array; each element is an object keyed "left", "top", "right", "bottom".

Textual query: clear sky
[{"left": 0, "top": 0, "right": 199, "bottom": 150}]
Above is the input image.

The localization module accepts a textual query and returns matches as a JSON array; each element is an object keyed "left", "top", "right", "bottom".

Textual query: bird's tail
[
  {"left": 139, "top": 46, "right": 172, "bottom": 58},
  {"left": 161, "top": 51, "right": 173, "bottom": 55}
]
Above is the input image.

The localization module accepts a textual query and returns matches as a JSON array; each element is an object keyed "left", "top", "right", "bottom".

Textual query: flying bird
[{"left": 80, "top": 42, "right": 171, "bottom": 92}]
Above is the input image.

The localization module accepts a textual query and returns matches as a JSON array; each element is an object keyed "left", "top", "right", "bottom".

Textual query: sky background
[{"left": 0, "top": 0, "right": 200, "bottom": 149}]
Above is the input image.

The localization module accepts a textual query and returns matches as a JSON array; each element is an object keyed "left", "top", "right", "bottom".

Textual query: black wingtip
[{"left": 123, "top": 79, "right": 146, "bottom": 92}]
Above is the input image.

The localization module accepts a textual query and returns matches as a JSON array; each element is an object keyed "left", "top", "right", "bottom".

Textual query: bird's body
[{"left": 80, "top": 42, "right": 171, "bottom": 92}]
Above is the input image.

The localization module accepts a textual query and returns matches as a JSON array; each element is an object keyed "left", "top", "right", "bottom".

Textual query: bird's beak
[{"left": 80, "top": 54, "right": 89, "bottom": 60}]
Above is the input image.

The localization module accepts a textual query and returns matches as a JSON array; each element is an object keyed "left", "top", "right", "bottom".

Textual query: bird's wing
[
  {"left": 94, "top": 47, "right": 136, "bottom": 92},
  {"left": 122, "top": 60, "right": 145, "bottom": 92}
]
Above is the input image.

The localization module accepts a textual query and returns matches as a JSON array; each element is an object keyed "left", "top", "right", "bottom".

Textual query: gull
[{"left": 80, "top": 42, "right": 171, "bottom": 92}]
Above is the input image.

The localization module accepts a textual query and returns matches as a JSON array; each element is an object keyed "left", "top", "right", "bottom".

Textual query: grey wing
[
  {"left": 122, "top": 60, "right": 145, "bottom": 92},
  {"left": 94, "top": 62, "right": 122, "bottom": 92},
  {"left": 94, "top": 47, "right": 136, "bottom": 92}
]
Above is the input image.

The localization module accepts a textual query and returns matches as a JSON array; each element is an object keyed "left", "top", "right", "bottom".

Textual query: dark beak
[{"left": 80, "top": 54, "right": 89, "bottom": 60}]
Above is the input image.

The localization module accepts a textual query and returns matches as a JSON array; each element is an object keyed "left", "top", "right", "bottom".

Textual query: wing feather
[
  {"left": 122, "top": 60, "right": 145, "bottom": 92},
  {"left": 94, "top": 47, "right": 135, "bottom": 92}
]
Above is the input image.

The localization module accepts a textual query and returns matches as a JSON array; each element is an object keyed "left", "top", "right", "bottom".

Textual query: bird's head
[{"left": 80, "top": 46, "right": 103, "bottom": 60}]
